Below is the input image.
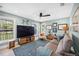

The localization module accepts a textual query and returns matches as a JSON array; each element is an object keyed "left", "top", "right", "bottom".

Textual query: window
[
  {"left": 0, "top": 19, "right": 13, "bottom": 41},
  {"left": 72, "top": 7, "right": 79, "bottom": 32}
]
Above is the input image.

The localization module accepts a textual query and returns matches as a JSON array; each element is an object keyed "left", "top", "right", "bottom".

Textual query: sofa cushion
[
  {"left": 55, "top": 33, "right": 72, "bottom": 55},
  {"left": 45, "top": 39, "right": 58, "bottom": 52}
]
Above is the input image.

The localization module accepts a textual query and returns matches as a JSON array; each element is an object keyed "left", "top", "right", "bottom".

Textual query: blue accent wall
[{"left": 41, "top": 18, "right": 71, "bottom": 36}]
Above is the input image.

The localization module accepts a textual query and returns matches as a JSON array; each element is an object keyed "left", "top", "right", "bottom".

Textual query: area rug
[{"left": 13, "top": 39, "right": 48, "bottom": 56}]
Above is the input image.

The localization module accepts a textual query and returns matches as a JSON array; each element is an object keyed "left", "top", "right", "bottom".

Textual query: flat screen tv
[{"left": 17, "top": 25, "right": 35, "bottom": 38}]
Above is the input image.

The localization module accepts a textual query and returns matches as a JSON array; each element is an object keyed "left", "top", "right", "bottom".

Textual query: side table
[{"left": 9, "top": 40, "right": 15, "bottom": 49}]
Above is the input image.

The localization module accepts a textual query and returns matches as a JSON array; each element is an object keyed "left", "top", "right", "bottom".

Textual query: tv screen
[{"left": 17, "top": 25, "right": 35, "bottom": 38}]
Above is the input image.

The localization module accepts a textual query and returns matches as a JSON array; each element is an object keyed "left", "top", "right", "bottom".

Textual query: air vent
[{"left": 60, "top": 3, "right": 64, "bottom": 6}]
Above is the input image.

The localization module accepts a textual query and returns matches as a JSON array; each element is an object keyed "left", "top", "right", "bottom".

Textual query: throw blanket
[
  {"left": 37, "top": 39, "right": 58, "bottom": 56},
  {"left": 45, "top": 39, "right": 58, "bottom": 55}
]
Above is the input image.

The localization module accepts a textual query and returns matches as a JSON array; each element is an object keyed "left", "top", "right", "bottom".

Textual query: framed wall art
[{"left": 58, "top": 24, "right": 67, "bottom": 30}]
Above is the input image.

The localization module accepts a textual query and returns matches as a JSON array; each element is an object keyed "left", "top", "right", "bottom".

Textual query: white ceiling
[{"left": 0, "top": 3, "right": 74, "bottom": 22}]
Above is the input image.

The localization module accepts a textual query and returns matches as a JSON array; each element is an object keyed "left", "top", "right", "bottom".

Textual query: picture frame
[
  {"left": 52, "top": 23, "right": 57, "bottom": 27},
  {"left": 52, "top": 23, "right": 57, "bottom": 32},
  {"left": 58, "top": 24, "right": 67, "bottom": 30},
  {"left": 52, "top": 27, "right": 57, "bottom": 32},
  {"left": 47, "top": 25, "right": 52, "bottom": 29}
]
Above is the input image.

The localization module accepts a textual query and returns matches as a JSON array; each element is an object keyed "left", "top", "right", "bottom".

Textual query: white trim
[{"left": 0, "top": 16, "right": 16, "bottom": 44}]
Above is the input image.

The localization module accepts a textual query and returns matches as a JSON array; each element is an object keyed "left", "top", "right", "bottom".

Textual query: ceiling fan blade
[
  {"left": 41, "top": 14, "right": 50, "bottom": 17},
  {"left": 39, "top": 12, "right": 50, "bottom": 17}
]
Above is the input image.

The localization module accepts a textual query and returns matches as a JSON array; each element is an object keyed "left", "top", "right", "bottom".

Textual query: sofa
[{"left": 37, "top": 33, "right": 75, "bottom": 56}]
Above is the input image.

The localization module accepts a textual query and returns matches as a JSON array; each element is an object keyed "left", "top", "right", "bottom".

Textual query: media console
[
  {"left": 18, "top": 35, "right": 35, "bottom": 45},
  {"left": 17, "top": 25, "right": 35, "bottom": 45}
]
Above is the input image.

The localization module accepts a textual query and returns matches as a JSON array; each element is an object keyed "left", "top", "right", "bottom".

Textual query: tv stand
[{"left": 18, "top": 35, "right": 35, "bottom": 45}]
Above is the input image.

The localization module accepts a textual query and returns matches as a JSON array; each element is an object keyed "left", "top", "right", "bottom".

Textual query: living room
[{"left": 0, "top": 3, "right": 79, "bottom": 56}]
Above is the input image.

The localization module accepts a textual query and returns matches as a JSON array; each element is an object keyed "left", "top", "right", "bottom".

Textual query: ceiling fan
[{"left": 39, "top": 12, "right": 50, "bottom": 17}]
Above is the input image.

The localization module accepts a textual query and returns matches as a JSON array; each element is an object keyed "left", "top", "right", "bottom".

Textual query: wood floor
[
  {"left": 0, "top": 47, "right": 15, "bottom": 56},
  {"left": 0, "top": 37, "right": 38, "bottom": 56}
]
